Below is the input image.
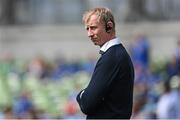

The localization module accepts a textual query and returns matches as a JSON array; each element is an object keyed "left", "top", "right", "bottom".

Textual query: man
[{"left": 76, "top": 7, "right": 134, "bottom": 119}]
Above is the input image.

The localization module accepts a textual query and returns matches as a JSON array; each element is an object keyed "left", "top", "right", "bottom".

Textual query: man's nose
[{"left": 88, "top": 30, "right": 93, "bottom": 37}]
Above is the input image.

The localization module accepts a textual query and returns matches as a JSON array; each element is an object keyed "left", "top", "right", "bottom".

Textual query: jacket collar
[{"left": 99, "top": 37, "right": 120, "bottom": 54}]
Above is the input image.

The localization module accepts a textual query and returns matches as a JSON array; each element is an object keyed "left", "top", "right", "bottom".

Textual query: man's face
[{"left": 85, "top": 15, "right": 108, "bottom": 47}]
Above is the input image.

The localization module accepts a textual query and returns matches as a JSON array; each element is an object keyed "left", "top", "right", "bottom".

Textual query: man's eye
[
  {"left": 91, "top": 27, "right": 96, "bottom": 30},
  {"left": 86, "top": 26, "right": 96, "bottom": 31}
]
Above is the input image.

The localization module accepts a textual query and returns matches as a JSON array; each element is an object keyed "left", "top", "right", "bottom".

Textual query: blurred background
[{"left": 0, "top": 0, "right": 179, "bottom": 119}]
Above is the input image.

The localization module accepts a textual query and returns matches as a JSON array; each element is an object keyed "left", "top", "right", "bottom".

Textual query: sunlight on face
[{"left": 85, "top": 15, "right": 108, "bottom": 47}]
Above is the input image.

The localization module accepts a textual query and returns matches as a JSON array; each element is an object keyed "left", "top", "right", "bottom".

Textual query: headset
[
  {"left": 105, "top": 21, "right": 113, "bottom": 33},
  {"left": 105, "top": 24, "right": 111, "bottom": 32}
]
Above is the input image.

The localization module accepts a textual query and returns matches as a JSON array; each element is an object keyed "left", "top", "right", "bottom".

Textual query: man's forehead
[
  {"left": 85, "top": 15, "right": 103, "bottom": 26},
  {"left": 85, "top": 15, "right": 98, "bottom": 24},
  {"left": 85, "top": 22, "right": 97, "bottom": 27}
]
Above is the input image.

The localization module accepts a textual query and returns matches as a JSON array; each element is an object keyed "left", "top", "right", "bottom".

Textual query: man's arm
[{"left": 76, "top": 55, "right": 120, "bottom": 114}]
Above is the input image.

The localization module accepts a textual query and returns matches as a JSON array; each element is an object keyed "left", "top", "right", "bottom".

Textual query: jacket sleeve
[{"left": 76, "top": 55, "right": 120, "bottom": 115}]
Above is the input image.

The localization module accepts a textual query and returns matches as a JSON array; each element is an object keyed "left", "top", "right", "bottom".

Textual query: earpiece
[
  {"left": 105, "top": 21, "right": 112, "bottom": 33},
  {"left": 105, "top": 25, "right": 111, "bottom": 33}
]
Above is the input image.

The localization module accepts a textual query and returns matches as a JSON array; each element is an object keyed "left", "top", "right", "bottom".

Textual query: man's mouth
[
  {"left": 91, "top": 37, "right": 97, "bottom": 41},
  {"left": 91, "top": 39, "right": 97, "bottom": 44}
]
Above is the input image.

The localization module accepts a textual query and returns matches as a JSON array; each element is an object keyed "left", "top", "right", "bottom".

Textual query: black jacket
[{"left": 76, "top": 44, "right": 134, "bottom": 119}]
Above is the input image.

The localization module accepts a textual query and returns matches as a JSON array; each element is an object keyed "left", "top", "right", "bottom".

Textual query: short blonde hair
[{"left": 82, "top": 7, "right": 115, "bottom": 32}]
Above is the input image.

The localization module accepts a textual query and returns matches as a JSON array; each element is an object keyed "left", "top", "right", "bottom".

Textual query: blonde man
[{"left": 76, "top": 7, "right": 134, "bottom": 119}]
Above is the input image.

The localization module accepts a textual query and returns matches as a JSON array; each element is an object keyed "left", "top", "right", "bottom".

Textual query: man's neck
[{"left": 100, "top": 34, "right": 116, "bottom": 47}]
